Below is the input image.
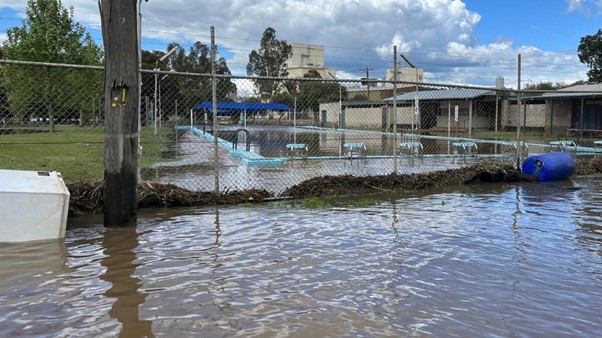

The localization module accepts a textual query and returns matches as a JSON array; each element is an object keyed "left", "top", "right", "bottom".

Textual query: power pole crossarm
[{"left": 399, "top": 54, "right": 416, "bottom": 68}]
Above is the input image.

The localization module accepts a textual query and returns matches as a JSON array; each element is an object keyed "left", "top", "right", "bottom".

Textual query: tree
[
  {"left": 1, "top": 0, "right": 102, "bottom": 130},
  {"left": 166, "top": 42, "right": 236, "bottom": 108},
  {"left": 246, "top": 27, "right": 293, "bottom": 100},
  {"left": 304, "top": 69, "right": 322, "bottom": 79},
  {"left": 140, "top": 42, "right": 236, "bottom": 124},
  {"left": 578, "top": 29, "right": 602, "bottom": 83},
  {"left": 352, "top": 93, "right": 369, "bottom": 101},
  {"left": 271, "top": 92, "right": 295, "bottom": 107},
  {"left": 524, "top": 82, "right": 566, "bottom": 90},
  {"left": 298, "top": 81, "right": 348, "bottom": 113},
  {"left": 270, "top": 92, "right": 295, "bottom": 122}
]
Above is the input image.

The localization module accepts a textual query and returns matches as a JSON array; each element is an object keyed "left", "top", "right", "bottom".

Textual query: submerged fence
[{"left": 1, "top": 59, "right": 602, "bottom": 195}]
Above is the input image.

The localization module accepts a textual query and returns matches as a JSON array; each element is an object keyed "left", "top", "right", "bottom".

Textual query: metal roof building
[
  {"left": 536, "top": 84, "right": 602, "bottom": 99},
  {"left": 384, "top": 88, "right": 495, "bottom": 102}
]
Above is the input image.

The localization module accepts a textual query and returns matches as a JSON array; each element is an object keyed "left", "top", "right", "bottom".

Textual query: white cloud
[
  {"left": 1, "top": 0, "right": 591, "bottom": 87},
  {"left": 565, "top": 0, "right": 602, "bottom": 16},
  {"left": 335, "top": 70, "right": 357, "bottom": 80},
  {"left": 566, "top": 0, "right": 585, "bottom": 12},
  {"left": 133, "top": 0, "right": 488, "bottom": 82},
  {"left": 0, "top": 1, "right": 26, "bottom": 11},
  {"left": 233, "top": 78, "right": 256, "bottom": 98},
  {"left": 441, "top": 40, "right": 586, "bottom": 87}
]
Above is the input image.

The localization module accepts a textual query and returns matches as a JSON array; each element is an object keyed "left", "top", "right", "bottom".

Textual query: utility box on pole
[{"left": 99, "top": 1, "right": 140, "bottom": 227}]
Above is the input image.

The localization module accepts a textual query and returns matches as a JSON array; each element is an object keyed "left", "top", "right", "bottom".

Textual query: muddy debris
[
  {"left": 67, "top": 157, "right": 602, "bottom": 217},
  {"left": 67, "top": 182, "right": 272, "bottom": 217},
  {"left": 282, "top": 162, "right": 526, "bottom": 199},
  {"left": 575, "top": 156, "right": 602, "bottom": 175}
]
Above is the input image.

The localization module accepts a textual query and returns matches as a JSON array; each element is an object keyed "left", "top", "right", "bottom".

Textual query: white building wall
[
  {"left": 320, "top": 102, "right": 340, "bottom": 127},
  {"left": 384, "top": 68, "right": 424, "bottom": 83},
  {"left": 319, "top": 102, "right": 418, "bottom": 129},
  {"left": 289, "top": 43, "right": 324, "bottom": 68},
  {"left": 287, "top": 43, "right": 336, "bottom": 79},
  {"left": 321, "top": 98, "right": 564, "bottom": 132},
  {"left": 501, "top": 101, "right": 546, "bottom": 128},
  {"left": 344, "top": 107, "right": 382, "bottom": 128},
  {"left": 434, "top": 101, "right": 493, "bottom": 129}
]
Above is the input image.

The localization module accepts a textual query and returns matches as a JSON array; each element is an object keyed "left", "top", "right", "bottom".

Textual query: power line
[
  {"left": 1, "top": 12, "right": 589, "bottom": 84},
  {"left": 2, "top": 13, "right": 584, "bottom": 70}
]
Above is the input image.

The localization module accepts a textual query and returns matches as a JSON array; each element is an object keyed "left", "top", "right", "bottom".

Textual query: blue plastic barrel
[{"left": 522, "top": 152, "right": 575, "bottom": 181}]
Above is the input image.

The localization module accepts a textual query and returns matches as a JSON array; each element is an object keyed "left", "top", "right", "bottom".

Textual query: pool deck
[{"left": 177, "top": 126, "right": 285, "bottom": 167}]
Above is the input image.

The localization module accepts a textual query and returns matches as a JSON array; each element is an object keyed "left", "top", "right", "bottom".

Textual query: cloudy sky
[{"left": 1, "top": 0, "right": 601, "bottom": 88}]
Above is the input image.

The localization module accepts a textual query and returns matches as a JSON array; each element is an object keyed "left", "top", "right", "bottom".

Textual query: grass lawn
[{"left": 0, "top": 126, "right": 173, "bottom": 184}]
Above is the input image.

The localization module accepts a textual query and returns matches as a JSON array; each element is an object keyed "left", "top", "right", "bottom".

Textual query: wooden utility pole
[
  {"left": 99, "top": 0, "right": 140, "bottom": 227},
  {"left": 360, "top": 67, "right": 374, "bottom": 100}
]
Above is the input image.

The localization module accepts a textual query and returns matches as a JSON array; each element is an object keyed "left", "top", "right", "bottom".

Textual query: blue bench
[
  {"left": 399, "top": 142, "right": 424, "bottom": 163},
  {"left": 594, "top": 140, "right": 602, "bottom": 157},
  {"left": 343, "top": 143, "right": 366, "bottom": 159},
  {"left": 549, "top": 140, "right": 577, "bottom": 153},
  {"left": 452, "top": 141, "right": 478, "bottom": 162},
  {"left": 286, "top": 143, "right": 308, "bottom": 159}
]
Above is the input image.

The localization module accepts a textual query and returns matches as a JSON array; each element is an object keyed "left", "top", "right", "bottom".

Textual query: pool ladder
[{"left": 232, "top": 128, "right": 251, "bottom": 151}]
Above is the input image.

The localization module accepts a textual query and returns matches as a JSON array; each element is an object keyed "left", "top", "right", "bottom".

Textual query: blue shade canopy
[{"left": 193, "top": 102, "right": 293, "bottom": 115}]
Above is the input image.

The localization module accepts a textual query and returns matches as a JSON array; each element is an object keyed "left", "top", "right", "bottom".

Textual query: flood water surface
[{"left": 1, "top": 178, "right": 601, "bottom": 337}]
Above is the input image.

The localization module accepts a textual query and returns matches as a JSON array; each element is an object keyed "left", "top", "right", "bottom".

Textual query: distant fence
[{"left": 1, "top": 59, "right": 601, "bottom": 194}]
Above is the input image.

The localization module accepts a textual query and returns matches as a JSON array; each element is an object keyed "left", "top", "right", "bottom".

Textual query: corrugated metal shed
[
  {"left": 538, "top": 84, "right": 602, "bottom": 99},
  {"left": 559, "top": 83, "right": 602, "bottom": 91}
]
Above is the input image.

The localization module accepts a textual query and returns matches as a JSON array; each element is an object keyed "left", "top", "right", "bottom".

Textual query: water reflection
[
  {"left": 0, "top": 239, "right": 69, "bottom": 284},
  {"left": 511, "top": 186, "right": 525, "bottom": 253},
  {"left": 100, "top": 227, "right": 154, "bottom": 338},
  {"left": 568, "top": 177, "right": 602, "bottom": 257}
]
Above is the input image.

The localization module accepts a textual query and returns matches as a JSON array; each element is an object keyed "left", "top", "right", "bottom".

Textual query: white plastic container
[{"left": 0, "top": 170, "right": 70, "bottom": 242}]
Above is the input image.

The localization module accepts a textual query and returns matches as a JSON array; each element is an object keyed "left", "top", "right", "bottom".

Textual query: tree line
[{"left": 1, "top": 0, "right": 601, "bottom": 127}]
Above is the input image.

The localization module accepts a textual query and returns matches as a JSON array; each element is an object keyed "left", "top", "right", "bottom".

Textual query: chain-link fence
[{"left": 1, "top": 59, "right": 602, "bottom": 195}]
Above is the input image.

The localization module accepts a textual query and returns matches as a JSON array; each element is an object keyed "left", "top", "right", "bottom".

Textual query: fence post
[
  {"left": 579, "top": 97, "right": 584, "bottom": 144},
  {"left": 48, "top": 102, "right": 54, "bottom": 133},
  {"left": 211, "top": 26, "right": 220, "bottom": 195},
  {"left": 515, "top": 54, "right": 522, "bottom": 170},
  {"left": 550, "top": 99, "right": 554, "bottom": 136},
  {"left": 154, "top": 70, "right": 158, "bottom": 135},
  {"left": 145, "top": 96, "right": 149, "bottom": 126},
  {"left": 137, "top": 0, "right": 143, "bottom": 155},
  {"left": 174, "top": 99, "right": 178, "bottom": 154},
  {"left": 393, "top": 46, "right": 398, "bottom": 173}
]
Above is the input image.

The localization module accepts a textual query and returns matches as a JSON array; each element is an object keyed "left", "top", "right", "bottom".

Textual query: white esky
[{"left": 1, "top": 0, "right": 601, "bottom": 88}]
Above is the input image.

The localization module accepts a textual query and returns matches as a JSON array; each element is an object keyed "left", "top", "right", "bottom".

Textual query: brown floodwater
[{"left": 1, "top": 178, "right": 601, "bottom": 337}]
